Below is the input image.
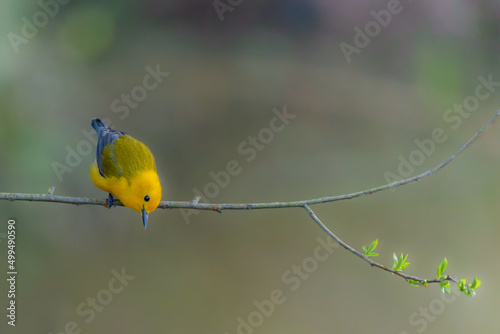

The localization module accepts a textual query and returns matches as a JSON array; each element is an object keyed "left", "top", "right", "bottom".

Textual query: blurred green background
[{"left": 1, "top": 1, "right": 500, "bottom": 333}]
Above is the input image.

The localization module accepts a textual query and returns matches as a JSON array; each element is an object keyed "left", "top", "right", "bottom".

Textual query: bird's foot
[{"left": 107, "top": 193, "right": 116, "bottom": 208}]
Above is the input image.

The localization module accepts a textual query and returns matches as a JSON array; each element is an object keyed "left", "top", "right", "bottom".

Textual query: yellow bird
[{"left": 90, "top": 118, "right": 162, "bottom": 229}]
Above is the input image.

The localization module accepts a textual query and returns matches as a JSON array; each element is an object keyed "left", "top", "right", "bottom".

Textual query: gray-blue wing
[{"left": 91, "top": 118, "right": 126, "bottom": 177}]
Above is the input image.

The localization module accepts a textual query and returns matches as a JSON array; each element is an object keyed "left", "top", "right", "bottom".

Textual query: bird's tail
[{"left": 91, "top": 118, "right": 109, "bottom": 133}]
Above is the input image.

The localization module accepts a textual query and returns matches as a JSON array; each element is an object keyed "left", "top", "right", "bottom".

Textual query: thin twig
[{"left": 303, "top": 204, "right": 458, "bottom": 286}]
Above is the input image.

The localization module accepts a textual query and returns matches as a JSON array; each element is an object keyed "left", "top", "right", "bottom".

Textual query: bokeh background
[{"left": 1, "top": 1, "right": 500, "bottom": 333}]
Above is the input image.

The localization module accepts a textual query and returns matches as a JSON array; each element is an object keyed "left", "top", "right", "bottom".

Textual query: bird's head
[{"left": 127, "top": 170, "right": 162, "bottom": 229}]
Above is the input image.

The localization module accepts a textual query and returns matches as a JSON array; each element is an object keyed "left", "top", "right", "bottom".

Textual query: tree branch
[
  {"left": 1, "top": 109, "right": 497, "bottom": 294},
  {"left": 303, "top": 204, "right": 458, "bottom": 287},
  {"left": 2, "top": 108, "right": 499, "bottom": 211}
]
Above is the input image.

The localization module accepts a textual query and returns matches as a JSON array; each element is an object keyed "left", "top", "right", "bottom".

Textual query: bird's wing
[{"left": 95, "top": 127, "right": 126, "bottom": 177}]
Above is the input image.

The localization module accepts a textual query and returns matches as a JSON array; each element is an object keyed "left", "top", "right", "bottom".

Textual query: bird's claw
[{"left": 107, "top": 193, "right": 116, "bottom": 208}]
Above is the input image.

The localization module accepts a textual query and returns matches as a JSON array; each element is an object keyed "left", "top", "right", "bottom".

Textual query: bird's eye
[{"left": 144, "top": 195, "right": 150, "bottom": 202}]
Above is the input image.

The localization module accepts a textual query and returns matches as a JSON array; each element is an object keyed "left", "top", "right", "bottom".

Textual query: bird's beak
[{"left": 142, "top": 206, "right": 148, "bottom": 229}]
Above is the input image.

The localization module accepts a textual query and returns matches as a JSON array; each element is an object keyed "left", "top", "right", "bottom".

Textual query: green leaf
[
  {"left": 440, "top": 281, "right": 450, "bottom": 294},
  {"left": 363, "top": 239, "right": 379, "bottom": 257},
  {"left": 392, "top": 253, "right": 410, "bottom": 271},
  {"left": 470, "top": 277, "right": 481, "bottom": 289},
  {"left": 408, "top": 279, "right": 419, "bottom": 287},
  {"left": 392, "top": 253, "right": 400, "bottom": 270},
  {"left": 400, "top": 254, "right": 410, "bottom": 270},
  {"left": 458, "top": 278, "right": 466, "bottom": 291},
  {"left": 458, "top": 279, "right": 472, "bottom": 296},
  {"left": 437, "top": 258, "right": 447, "bottom": 278},
  {"left": 467, "top": 278, "right": 481, "bottom": 297},
  {"left": 368, "top": 239, "right": 378, "bottom": 253}
]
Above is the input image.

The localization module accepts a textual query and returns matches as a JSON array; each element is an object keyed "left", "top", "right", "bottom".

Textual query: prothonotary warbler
[{"left": 90, "top": 118, "right": 162, "bottom": 229}]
